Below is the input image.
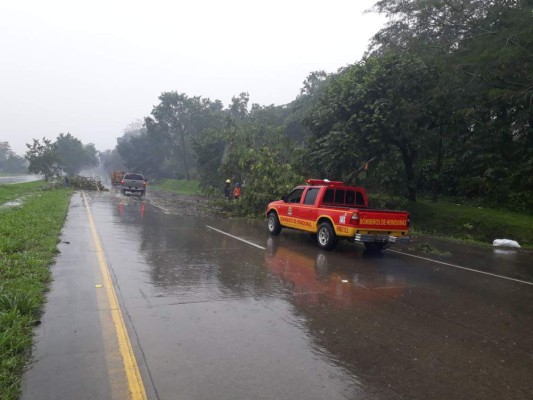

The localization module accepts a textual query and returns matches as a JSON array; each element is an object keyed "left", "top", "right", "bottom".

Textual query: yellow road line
[{"left": 82, "top": 191, "right": 148, "bottom": 400}]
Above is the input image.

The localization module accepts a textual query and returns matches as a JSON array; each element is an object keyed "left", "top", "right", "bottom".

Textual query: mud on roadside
[{"left": 143, "top": 188, "right": 223, "bottom": 217}]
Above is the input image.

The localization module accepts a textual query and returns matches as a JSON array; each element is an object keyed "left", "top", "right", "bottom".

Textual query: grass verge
[
  {"left": 149, "top": 178, "right": 200, "bottom": 195},
  {"left": 406, "top": 198, "right": 533, "bottom": 247},
  {"left": 0, "top": 181, "right": 44, "bottom": 205},
  {"left": 0, "top": 182, "right": 71, "bottom": 400}
]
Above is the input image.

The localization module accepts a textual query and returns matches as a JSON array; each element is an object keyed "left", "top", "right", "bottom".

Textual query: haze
[{"left": 0, "top": 0, "right": 385, "bottom": 156}]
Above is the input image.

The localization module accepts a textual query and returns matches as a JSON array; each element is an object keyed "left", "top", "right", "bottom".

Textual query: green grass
[
  {"left": 149, "top": 178, "right": 201, "bottom": 195},
  {"left": 406, "top": 198, "right": 533, "bottom": 247},
  {"left": 0, "top": 182, "right": 71, "bottom": 400},
  {"left": 0, "top": 181, "right": 44, "bottom": 205}
]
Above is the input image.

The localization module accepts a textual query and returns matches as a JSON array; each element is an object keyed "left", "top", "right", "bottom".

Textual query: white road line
[
  {"left": 388, "top": 249, "right": 533, "bottom": 287},
  {"left": 206, "top": 225, "right": 266, "bottom": 250}
]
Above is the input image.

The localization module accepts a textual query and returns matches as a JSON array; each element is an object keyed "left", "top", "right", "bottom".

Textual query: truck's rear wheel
[
  {"left": 364, "top": 242, "right": 388, "bottom": 251},
  {"left": 267, "top": 212, "right": 282, "bottom": 236},
  {"left": 317, "top": 222, "right": 337, "bottom": 250}
]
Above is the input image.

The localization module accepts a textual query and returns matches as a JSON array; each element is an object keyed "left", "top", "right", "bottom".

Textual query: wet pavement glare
[{"left": 85, "top": 190, "right": 533, "bottom": 400}]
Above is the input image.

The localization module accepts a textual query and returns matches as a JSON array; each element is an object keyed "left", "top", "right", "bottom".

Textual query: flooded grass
[
  {"left": 0, "top": 182, "right": 71, "bottom": 400},
  {"left": 0, "top": 181, "right": 44, "bottom": 205},
  {"left": 0, "top": 199, "right": 25, "bottom": 211}
]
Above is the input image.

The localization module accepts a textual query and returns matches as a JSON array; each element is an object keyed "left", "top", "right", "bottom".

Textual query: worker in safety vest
[{"left": 233, "top": 182, "right": 241, "bottom": 199}]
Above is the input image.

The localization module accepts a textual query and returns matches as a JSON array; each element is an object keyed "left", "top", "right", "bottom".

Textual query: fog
[{"left": 0, "top": 0, "right": 385, "bottom": 156}]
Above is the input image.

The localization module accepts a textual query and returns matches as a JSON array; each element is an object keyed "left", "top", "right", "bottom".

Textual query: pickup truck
[
  {"left": 266, "top": 179, "right": 410, "bottom": 251},
  {"left": 120, "top": 173, "right": 147, "bottom": 196}
]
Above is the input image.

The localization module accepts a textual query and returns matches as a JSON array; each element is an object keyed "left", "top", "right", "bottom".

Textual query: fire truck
[
  {"left": 266, "top": 179, "right": 410, "bottom": 251},
  {"left": 111, "top": 170, "right": 125, "bottom": 186}
]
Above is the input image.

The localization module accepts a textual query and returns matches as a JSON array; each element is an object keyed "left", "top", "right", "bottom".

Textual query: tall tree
[
  {"left": 229, "top": 92, "right": 250, "bottom": 120},
  {"left": 145, "top": 92, "right": 218, "bottom": 180},
  {"left": 0, "top": 142, "right": 27, "bottom": 173},
  {"left": 370, "top": 0, "right": 532, "bottom": 207},
  {"left": 304, "top": 53, "right": 439, "bottom": 200},
  {"left": 25, "top": 138, "right": 61, "bottom": 180},
  {"left": 55, "top": 133, "right": 98, "bottom": 176}
]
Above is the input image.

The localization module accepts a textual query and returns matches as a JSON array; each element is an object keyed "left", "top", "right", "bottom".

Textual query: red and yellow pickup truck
[{"left": 266, "top": 179, "right": 410, "bottom": 251}]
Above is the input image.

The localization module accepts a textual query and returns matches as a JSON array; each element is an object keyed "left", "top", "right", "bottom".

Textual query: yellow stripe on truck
[{"left": 279, "top": 216, "right": 316, "bottom": 232}]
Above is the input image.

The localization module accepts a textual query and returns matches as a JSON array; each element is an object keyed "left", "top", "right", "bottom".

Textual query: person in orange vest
[{"left": 233, "top": 182, "right": 241, "bottom": 199}]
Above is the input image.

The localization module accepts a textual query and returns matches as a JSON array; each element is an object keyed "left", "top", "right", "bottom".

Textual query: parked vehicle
[
  {"left": 121, "top": 173, "right": 147, "bottom": 196},
  {"left": 111, "top": 170, "right": 125, "bottom": 186},
  {"left": 266, "top": 179, "right": 410, "bottom": 251}
]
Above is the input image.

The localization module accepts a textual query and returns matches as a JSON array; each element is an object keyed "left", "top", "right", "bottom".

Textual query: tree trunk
[
  {"left": 179, "top": 130, "right": 190, "bottom": 181},
  {"left": 398, "top": 141, "right": 417, "bottom": 202},
  {"left": 432, "top": 126, "right": 444, "bottom": 202}
]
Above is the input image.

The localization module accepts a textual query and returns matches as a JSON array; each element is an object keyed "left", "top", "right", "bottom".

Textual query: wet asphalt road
[{"left": 23, "top": 189, "right": 533, "bottom": 400}]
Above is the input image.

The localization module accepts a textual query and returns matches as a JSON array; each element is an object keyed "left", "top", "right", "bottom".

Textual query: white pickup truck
[{"left": 120, "top": 173, "right": 147, "bottom": 196}]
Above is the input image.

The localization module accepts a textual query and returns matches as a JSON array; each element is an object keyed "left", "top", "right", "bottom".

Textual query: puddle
[{"left": 0, "top": 198, "right": 24, "bottom": 210}]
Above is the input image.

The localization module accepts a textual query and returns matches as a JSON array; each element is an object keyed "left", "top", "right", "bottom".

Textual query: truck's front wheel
[
  {"left": 267, "top": 212, "right": 282, "bottom": 236},
  {"left": 317, "top": 222, "right": 337, "bottom": 251}
]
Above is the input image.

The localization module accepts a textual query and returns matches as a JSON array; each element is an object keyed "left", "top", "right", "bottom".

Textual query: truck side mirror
[{"left": 282, "top": 195, "right": 288, "bottom": 202}]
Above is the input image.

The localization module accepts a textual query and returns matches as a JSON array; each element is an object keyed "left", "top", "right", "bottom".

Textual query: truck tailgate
[{"left": 356, "top": 209, "right": 409, "bottom": 230}]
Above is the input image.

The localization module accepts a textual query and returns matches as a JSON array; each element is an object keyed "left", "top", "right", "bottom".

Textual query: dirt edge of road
[{"left": 143, "top": 188, "right": 223, "bottom": 218}]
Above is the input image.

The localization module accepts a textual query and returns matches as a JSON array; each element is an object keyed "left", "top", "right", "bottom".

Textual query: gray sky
[{"left": 1, "top": 0, "right": 385, "bottom": 155}]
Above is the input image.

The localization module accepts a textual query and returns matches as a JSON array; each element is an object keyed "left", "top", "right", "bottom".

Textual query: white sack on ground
[{"left": 493, "top": 239, "right": 521, "bottom": 248}]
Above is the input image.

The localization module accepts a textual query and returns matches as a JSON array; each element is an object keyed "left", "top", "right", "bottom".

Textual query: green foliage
[
  {"left": 104, "top": 1, "right": 531, "bottom": 213},
  {"left": 298, "top": 0, "right": 532, "bottom": 210},
  {"left": 116, "top": 125, "right": 170, "bottom": 177},
  {"left": 25, "top": 138, "right": 60, "bottom": 181},
  {"left": 303, "top": 53, "right": 438, "bottom": 200},
  {"left": 55, "top": 133, "right": 98, "bottom": 176},
  {"left": 229, "top": 92, "right": 250, "bottom": 120},
  {"left": 365, "top": 0, "right": 533, "bottom": 209},
  {"left": 0, "top": 183, "right": 71, "bottom": 400},
  {"left": 405, "top": 198, "right": 533, "bottom": 246},
  {"left": 0, "top": 181, "right": 44, "bottom": 204},
  {"left": 144, "top": 92, "right": 223, "bottom": 180},
  {"left": 191, "top": 127, "right": 227, "bottom": 189},
  {"left": 229, "top": 145, "right": 303, "bottom": 214},
  {"left": 193, "top": 119, "right": 303, "bottom": 215},
  {"left": 0, "top": 142, "right": 27, "bottom": 174},
  {"left": 99, "top": 148, "right": 126, "bottom": 176},
  {"left": 25, "top": 134, "right": 98, "bottom": 180}
]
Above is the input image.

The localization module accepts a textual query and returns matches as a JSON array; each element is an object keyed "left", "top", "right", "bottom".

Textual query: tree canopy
[
  {"left": 106, "top": 0, "right": 531, "bottom": 213},
  {"left": 0, "top": 142, "right": 27, "bottom": 174},
  {"left": 25, "top": 134, "right": 98, "bottom": 180}
]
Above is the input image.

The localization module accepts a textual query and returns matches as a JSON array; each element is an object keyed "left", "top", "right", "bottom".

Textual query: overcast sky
[{"left": 1, "top": 0, "right": 386, "bottom": 155}]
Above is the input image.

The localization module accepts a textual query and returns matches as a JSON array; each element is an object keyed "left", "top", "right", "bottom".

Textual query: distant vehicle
[
  {"left": 266, "top": 179, "right": 410, "bottom": 251},
  {"left": 111, "top": 170, "right": 125, "bottom": 186},
  {"left": 121, "top": 173, "right": 147, "bottom": 196}
]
